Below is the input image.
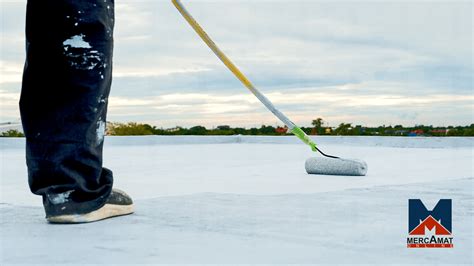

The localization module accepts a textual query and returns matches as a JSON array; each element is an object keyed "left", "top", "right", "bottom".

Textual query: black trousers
[{"left": 20, "top": 0, "right": 115, "bottom": 216}]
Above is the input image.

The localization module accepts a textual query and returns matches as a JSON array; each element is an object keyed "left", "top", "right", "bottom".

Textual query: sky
[{"left": 0, "top": 0, "right": 472, "bottom": 128}]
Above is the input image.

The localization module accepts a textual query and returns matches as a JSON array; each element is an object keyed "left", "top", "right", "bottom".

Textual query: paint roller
[{"left": 172, "top": 0, "right": 368, "bottom": 176}]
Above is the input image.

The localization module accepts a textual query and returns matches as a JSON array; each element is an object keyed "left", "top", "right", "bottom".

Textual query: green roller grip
[{"left": 291, "top": 127, "right": 317, "bottom": 152}]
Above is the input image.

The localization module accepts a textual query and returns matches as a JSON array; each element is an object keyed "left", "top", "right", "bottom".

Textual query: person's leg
[{"left": 20, "top": 0, "right": 121, "bottom": 218}]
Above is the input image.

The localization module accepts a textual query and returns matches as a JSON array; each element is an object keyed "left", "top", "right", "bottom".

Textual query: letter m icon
[{"left": 408, "top": 199, "right": 452, "bottom": 233}]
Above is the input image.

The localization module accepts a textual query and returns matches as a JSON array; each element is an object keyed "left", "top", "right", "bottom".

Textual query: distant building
[
  {"left": 409, "top": 129, "right": 424, "bottom": 136},
  {"left": 356, "top": 126, "right": 366, "bottom": 134},
  {"left": 325, "top": 128, "right": 332, "bottom": 134},
  {"left": 275, "top": 126, "right": 288, "bottom": 134},
  {"left": 394, "top": 130, "right": 408, "bottom": 136},
  {"left": 166, "top": 127, "right": 181, "bottom": 132}
]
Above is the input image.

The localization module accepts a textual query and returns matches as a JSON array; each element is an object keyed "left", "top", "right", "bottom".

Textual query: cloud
[
  {"left": 0, "top": 0, "right": 472, "bottom": 127},
  {"left": 105, "top": 81, "right": 473, "bottom": 127},
  {"left": 113, "top": 66, "right": 211, "bottom": 78},
  {"left": 0, "top": 61, "right": 23, "bottom": 84}
]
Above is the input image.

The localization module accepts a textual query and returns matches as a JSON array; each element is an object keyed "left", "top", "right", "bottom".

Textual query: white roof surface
[{"left": 1, "top": 136, "right": 473, "bottom": 265}]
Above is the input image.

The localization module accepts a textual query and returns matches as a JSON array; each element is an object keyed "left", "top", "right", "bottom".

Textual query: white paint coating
[
  {"left": 0, "top": 137, "right": 472, "bottom": 264},
  {"left": 63, "top": 43, "right": 103, "bottom": 70}
]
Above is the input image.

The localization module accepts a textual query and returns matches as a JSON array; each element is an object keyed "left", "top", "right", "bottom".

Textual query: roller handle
[{"left": 172, "top": 0, "right": 338, "bottom": 158}]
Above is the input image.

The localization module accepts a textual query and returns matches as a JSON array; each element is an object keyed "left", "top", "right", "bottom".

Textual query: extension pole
[{"left": 172, "top": 0, "right": 321, "bottom": 153}]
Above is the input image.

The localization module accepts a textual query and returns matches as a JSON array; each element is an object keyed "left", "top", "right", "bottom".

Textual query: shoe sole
[{"left": 47, "top": 203, "right": 134, "bottom": 224}]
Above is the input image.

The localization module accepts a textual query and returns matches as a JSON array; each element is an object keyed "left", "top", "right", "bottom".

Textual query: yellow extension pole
[
  {"left": 172, "top": 0, "right": 319, "bottom": 152},
  {"left": 172, "top": 0, "right": 257, "bottom": 98}
]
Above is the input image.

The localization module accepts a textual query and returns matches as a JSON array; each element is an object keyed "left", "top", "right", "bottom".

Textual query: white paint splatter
[
  {"left": 63, "top": 34, "right": 91, "bottom": 49},
  {"left": 64, "top": 49, "right": 103, "bottom": 70},
  {"left": 74, "top": 22, "right": 78, "bottom": 26},
  {"left": 96, "top": 119, "right": 106, "bottom": 145},
  {"left": 63, "top": 35, "right": 104, "bottom": 71},
  {"left": 47, "top": 190, "right": 74, "bottom": 205}
]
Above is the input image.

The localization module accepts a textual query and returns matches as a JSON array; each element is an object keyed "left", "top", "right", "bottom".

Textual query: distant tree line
[
  {"left": 0, "top": 130, "right": 24, "bottom": 137},
  {"left": 105, "top": 119, "right": 474, "bottom": 137},
  {"left": 1, "top": 119, "right": 473, "bottom": 137},
  {"left": 107, "top": 123, "right": 285, "bottom": 136}
]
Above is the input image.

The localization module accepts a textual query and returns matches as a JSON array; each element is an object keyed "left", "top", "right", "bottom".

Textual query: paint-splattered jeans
[{"left": 20, "top": 0, "right": 115, "bottom": 216}]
